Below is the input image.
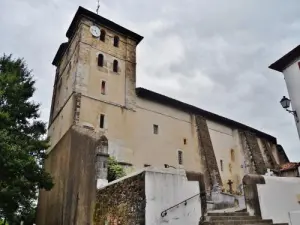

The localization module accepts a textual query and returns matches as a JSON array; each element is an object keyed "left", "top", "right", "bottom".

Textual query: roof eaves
[
  {"left": 269, "top": 45, "right": 300, "bottom": 72},
  {"left": 52, "top": 42, "right": 68, "bottom": 66},
  {"left": 136, "top": 87, "right": 277, "bottom": 143},
  {"left": 66, "top": 6, "right": 143, "bottom": 44}
]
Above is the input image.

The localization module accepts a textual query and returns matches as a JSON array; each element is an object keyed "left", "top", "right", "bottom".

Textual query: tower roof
[
  {"left": 67, "top": 6, "right": 143, "bottom": 44},
  {"left": 269, "top": 45, "right": 300, "bottom": 72}
]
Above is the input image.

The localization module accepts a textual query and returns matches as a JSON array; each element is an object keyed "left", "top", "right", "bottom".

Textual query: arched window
[
  {"left": 113, "top": 60, "right": 118, "bottom": 72},
  {"left": 98, "top": 54, "right": 104, "bottom": 67},
  {"left": 113, "top": 36, "right": 119, "bottom": 47},
  {"left": 231, "top": 149, "right": 235, "bottom": 162},
  {"left": 100, "top": 29, "right": 106, "bottom": 42},
  {"left": 101, "top": 81, "right": 106, "bottom": 95}
]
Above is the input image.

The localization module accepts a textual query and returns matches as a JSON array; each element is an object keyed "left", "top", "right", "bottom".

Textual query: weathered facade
[{"left": 37, "top": 6, "right": 290, "bottom": 225}]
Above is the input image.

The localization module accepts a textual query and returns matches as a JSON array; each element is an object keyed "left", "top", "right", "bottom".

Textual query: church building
[{"left": 37, "top": 6, "right": 289, "bottom": 225}]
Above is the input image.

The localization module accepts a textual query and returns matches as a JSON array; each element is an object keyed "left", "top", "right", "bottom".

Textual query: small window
[
  {"left": 113, "top": 60, "right": 118, "bottom": 72},
  {"left": 98, "top": 54, "right": 104, "bottom": 67},
  {"left": 113, "top": 36, "right": 119, "bottom": 47},
  {"left": 153, "top": 124, "right": 158, "bottom": 134},
  {"left": 178, "top": 150, "right": 183, "bottom": 165},
  {"left": 101, "top": 81, "right": 106, "bottom": 95},
  {"left": 183, "top": 138, "right": 187, "bottom": 145},
  {"left": 230, "top": 149, "right": 235, "bottom": 162},
  {"left": 220, "top": 160, "right": 223, "bottom": 171},
  {"left": 99, "top": 114, "right": 105, "bottom": 129},
  {"left": 100, "top": 29, "right": 106, "bottom": 42}
]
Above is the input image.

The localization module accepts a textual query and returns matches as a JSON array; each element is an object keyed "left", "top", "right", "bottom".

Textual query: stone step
[
  {"left": 207, "top": 212, "right": 249, "bottom": 217},
  {"left": 209, "top": 216, "right": 261, "bottom": 221},
  {"left": 203, "top": 219, "right": 273, "bottom": 225}
]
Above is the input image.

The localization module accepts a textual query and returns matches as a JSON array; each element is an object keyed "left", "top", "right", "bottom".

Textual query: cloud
[{"left": 1, "top": 0, "right": 300, "bottom": 160}]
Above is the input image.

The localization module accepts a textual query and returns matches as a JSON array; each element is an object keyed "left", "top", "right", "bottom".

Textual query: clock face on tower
[{"left": 90, "top": 25, "right": 101, "bottom": 37}]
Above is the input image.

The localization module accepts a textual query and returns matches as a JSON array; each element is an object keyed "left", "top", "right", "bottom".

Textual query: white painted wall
[
  {"left": 145, "top": 168, "right": 201, "bottom": 225},
  {"left": 257, "top": 176, "right": 300, "bottom": 224},
  {"left": 283, "top": 59, "right": 300, "bottom": 139},
  {"left": 289, "top": 210, "right": 300, "bottom": 225}
]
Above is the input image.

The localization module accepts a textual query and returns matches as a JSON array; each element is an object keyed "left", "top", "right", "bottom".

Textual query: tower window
[
  {"left": 99, "top": 114, "right": 105, "bottom": 129},
  {"left": 183, "top": 138, "right": 187, "bottom": 145},
  {"left": 113, "top": 60, "right": 118, "bottom": 72},
  {"left": 153, "top": 124, "right": 158, "bottom": 134},
  {"left": 178, "top": 150, "right": 183, "bottom": 165},
  {"left": 113, "top": 36, "right": 119, "bottom": 47},
  {"left": 100, "top": 29, "right": 106, "bottom": 42},
  {"left": 101, "top": 81, "right": 106, "bottom": 95},
  {"left": 220, "top": 160, "right": 223, "bottom": 171},
  {"left": 98, "top": 54, "right": 104, "bottom": 67}
]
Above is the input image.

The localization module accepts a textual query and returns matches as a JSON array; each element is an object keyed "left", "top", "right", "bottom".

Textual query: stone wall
[
  {"left": 195, "top": 115, "right": 222, "bottom": 190},
  {"left": 260, "top": 138, "right": 280, "bottom": 170},
  {"left": 93, "top": 172, "right": 146, "bottom": 225},
  {"left": 240, "top": 131, "right": 267, "bottom": 175},
  {"left": 36, "top": 126, "right": 107, "bottom": 225}
]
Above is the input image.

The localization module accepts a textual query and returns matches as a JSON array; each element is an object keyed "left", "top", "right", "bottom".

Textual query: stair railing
[{"left": 161, "top": 192, "right": 205, "bottom": 217}]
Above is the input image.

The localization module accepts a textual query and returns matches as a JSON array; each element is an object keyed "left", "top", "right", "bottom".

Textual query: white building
[{"left": 269, "top": 45, "right": 300, "bottom": 140}]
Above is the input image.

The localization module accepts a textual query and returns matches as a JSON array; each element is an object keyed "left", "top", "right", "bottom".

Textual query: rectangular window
[
  {"left": 100, "top": 114, "right": 105, "bottom": 129},
  {"left": 178, "top": 150, "right": 183, "bottom": 165},
  {"left": 101, "top": 81, "right": 106, "bottom": 95},
  {"left": 183, "top": 138, "right": 187, "bottom": 145},
  {"left": 153, "top": 124, "right": 158, "bottom": 134},
  {"left": 220, "top": 160, "right": 223, "bottom": 171}
]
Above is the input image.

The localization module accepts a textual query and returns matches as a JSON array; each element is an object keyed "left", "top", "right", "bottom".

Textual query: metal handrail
[{"left": 161, "top": 193, "right": 201, "bottom": 217}]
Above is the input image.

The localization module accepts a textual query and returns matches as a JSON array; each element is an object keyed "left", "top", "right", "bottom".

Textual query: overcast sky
[{"left": 1, "top": 0, "right": 300, "bottom": 160}]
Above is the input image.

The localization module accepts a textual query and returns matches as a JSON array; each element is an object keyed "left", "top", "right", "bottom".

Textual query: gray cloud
[{"left": 1, "top": 0, "right": 300, "bottom": 160}]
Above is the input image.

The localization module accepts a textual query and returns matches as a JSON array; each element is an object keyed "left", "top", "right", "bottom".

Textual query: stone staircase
[{"left": 202, "top": 211, "right": 289, "bottom": 225}]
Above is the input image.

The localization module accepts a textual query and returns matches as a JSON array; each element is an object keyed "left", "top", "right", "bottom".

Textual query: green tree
[
  {"left": 0, "top": 55, "right": 54, "bottom": 224},
  {"left": 107, "top": 157, "right": 126, "bottom": 182}
]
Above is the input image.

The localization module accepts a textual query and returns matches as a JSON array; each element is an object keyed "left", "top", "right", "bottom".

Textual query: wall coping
[{"left": 99, "top": 167, "right": 187, "bottom": 190}]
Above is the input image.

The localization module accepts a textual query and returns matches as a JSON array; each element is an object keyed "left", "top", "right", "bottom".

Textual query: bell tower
[
  {"left": 37, "top": 7, "right": 143, "bottom": 225},
  {"left": 47, "top": 6, "right": 143, "bottom": 150}
]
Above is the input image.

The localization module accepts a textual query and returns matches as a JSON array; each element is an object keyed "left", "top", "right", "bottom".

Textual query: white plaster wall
[
  {"left": 283, "top": 59, "right": 300, "bottom": 139},
  {"left": 207, "top": 121, "right": 244, "bottom": 191},
  {"left": 257, "top": 176, "right": 300, "bottom": 224},
  {"left": 289, "top": 210, "right": 300, "bottom": 225},
  {"left": 145, "top": 168, "right": 201, "bottom": 225}
]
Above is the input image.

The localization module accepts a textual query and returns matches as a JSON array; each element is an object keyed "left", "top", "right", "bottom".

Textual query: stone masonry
[
  {"left": 93, "top": 172, "right": 146, "bottom": 225},
  {"left": 125, "top": 38, "right": 138, "bottom": 110},
  {"left": 239, "top": 131, "right": 256, "bottom": 174},
  {"left": 260, "top": 139, "right": 280, "bottom": 170},
  {"left": 242, "top": 131, "right": 267, "bottom": 175},
  {"left": 195, "top": 115, "right": 222, "bottom": 190}
]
